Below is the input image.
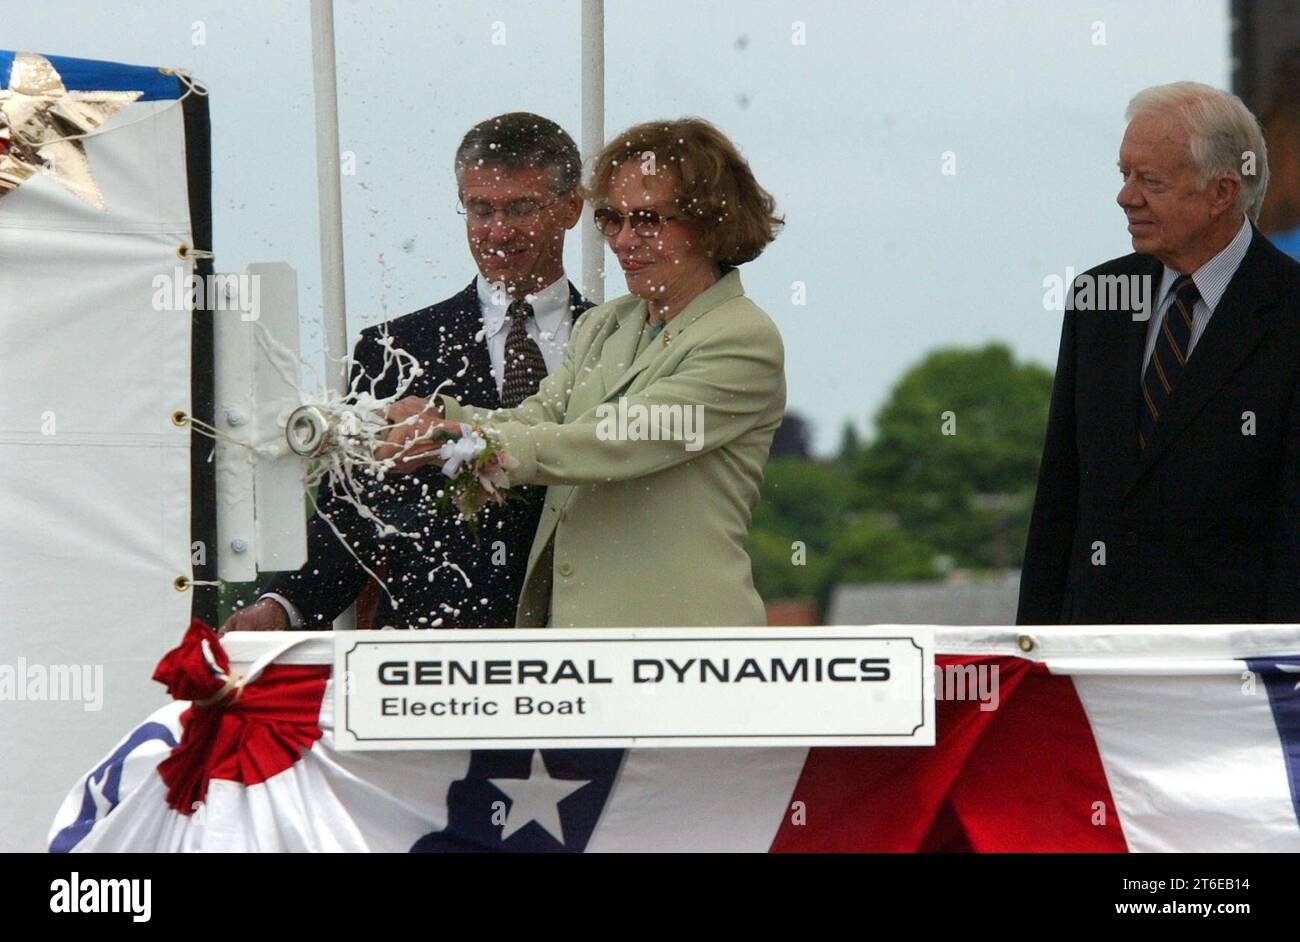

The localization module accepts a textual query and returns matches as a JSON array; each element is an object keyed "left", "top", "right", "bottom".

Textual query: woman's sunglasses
[{"left": 593, "top": 206, "right": 687, "bottom": 238}]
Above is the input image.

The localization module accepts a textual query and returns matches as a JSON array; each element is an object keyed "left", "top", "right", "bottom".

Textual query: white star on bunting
[{"left": 488, "top": 750, "right": 591, "bottom": 845}]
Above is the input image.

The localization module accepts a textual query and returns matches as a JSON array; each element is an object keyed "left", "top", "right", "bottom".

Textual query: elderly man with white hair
[{"left": 1018, "top": 81, "right": 1300, "bottom": 625}]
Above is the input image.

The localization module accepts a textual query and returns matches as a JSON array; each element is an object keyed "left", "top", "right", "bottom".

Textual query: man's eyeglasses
[
  {"left": 593, "top": 206, "right": 687, "bottom": 238},
  {"left": 457, "top": 197, "right": 557, "bottom": 224}
]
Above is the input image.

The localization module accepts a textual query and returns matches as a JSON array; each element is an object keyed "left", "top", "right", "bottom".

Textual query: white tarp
[{"left": 0, "top": 62, "right": 195, "bottom": 851}]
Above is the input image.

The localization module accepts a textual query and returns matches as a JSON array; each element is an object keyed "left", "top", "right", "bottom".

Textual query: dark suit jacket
[
  {"left": 1018, "top": 227, "right": 1300, "bottom": 625},
  {"left": 267, "top": 279, "right": 593, "bottom": 628}
]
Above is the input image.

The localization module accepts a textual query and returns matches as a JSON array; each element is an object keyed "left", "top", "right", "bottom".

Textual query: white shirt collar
[
  {"left": 475, "top": 273, "right": 572, "bottom": 340},
  {"left": 1158, "top": 216, "right": 1253, "bottom": 313}
]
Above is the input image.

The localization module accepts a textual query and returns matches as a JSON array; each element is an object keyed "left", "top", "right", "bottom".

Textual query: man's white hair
[{"left": 1126, "top": 81, "right": 1270, "bottom": 219}]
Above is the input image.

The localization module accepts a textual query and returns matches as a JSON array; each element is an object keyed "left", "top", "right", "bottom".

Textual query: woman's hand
[{"left": 375, "top": 396, "right": 459, "bottom": 473}]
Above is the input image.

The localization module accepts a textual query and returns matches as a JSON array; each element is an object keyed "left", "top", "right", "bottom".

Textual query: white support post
[
  {"left": 214, "top": 263, "right": 308, "bottom": 585},
  {"left": 310, "top": 0, "right": 356, "bottom": 629},
  {"left": 581, "top": 0, "right": 606, "bottom": 305}
]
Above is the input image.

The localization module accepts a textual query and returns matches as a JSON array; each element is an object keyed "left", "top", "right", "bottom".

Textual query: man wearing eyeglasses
[{"left": 221, "top": 112, "right": 592, "bottom": 633}]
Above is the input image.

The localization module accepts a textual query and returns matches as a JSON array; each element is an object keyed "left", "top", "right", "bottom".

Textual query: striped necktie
[
  {"left": 1138, "top": 274, "right": 1200, "bottom": 449},
  {"left": 500, "top": 300, "right": 549, "bottom": 408}
]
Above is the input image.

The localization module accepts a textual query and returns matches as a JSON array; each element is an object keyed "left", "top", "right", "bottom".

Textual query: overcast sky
[{"left": 8, "top": 0, "right": 1230, "bottom": 453}]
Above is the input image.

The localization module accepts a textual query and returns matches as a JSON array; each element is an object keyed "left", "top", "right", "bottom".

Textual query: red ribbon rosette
[{"left": 152, "top": 620, "right": 330, "bottom": 814}]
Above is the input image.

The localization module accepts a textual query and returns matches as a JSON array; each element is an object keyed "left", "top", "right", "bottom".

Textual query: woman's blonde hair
[{"left": 585, "top": 118, "right": 783, "bottom": 265}]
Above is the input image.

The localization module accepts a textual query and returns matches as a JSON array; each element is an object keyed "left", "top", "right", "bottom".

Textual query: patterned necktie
[
  {"left": 500, "top": 299, "right": 549, "bottom": 408},
  {"left": 1138, "top": 274, "right": 1200, "bottom": 449}
]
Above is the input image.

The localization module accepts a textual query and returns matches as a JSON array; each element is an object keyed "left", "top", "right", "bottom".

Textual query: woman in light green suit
[{"left": 384, "top": 118, "right": 785, "bottom": 627}]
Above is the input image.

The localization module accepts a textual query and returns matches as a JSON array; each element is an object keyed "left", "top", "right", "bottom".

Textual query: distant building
[
  {"left": 764, "top": 598, "right": 817, "bottom": 626},
  {"left": 827, "top": 571, "right": 1020, "bottom": 626}
]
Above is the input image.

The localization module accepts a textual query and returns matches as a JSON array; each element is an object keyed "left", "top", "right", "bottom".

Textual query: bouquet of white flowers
[{"left": 432, "top": 423, "right": 520, "bottom": 538}]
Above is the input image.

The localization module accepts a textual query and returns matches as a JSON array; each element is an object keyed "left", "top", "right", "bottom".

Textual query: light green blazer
[{"left": 438, "top": 267, "right": 786, "bottom": 628}]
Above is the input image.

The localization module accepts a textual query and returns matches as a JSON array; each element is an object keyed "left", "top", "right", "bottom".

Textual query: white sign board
[{"left": 333, "top": 627, "right": 933, "bottom": 750}]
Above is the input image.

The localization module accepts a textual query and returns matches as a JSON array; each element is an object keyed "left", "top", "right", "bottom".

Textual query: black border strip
[{"left": 182, "top": 88, "right": 217, "bottom": 627}]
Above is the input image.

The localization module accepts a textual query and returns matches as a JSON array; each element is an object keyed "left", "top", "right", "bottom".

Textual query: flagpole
[
  {"left": 309, "top": 0, "right": 356, "bottom": 630},
  {"left": 581, "top": 0, "right": 605, "bottom": 305}
]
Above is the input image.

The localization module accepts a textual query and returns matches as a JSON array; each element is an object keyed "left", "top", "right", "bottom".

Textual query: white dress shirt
[
  {"left": 261, "top": 272, "right": 576, "bottom": 628},
  {"left": 476, "top": 273, "right": 574, "bottom": 398},
  {"left": 1142, "top": 217, "right": 1253, "bottom": 372}
]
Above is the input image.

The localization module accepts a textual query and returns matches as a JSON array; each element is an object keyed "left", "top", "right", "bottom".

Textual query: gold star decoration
[{"left": 0, "top": 52, "right": 143, "bottom": 210}]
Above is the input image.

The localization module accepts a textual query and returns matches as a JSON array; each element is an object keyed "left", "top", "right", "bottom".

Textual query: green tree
[
  {"left": 746, "top": 455, "right": 851, "bottom": 602},
  {"left": 814, "top": 511, "right": 943, "bottom": 616},
  {"left": 747, "top": 453, "right": 944, "bottom": 618},
  {"left": 837, "top": 421, "right": 862, "bottom": 464},
  {"left": 853, "top": 343, "right": 1052, "bottom": 570}
]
